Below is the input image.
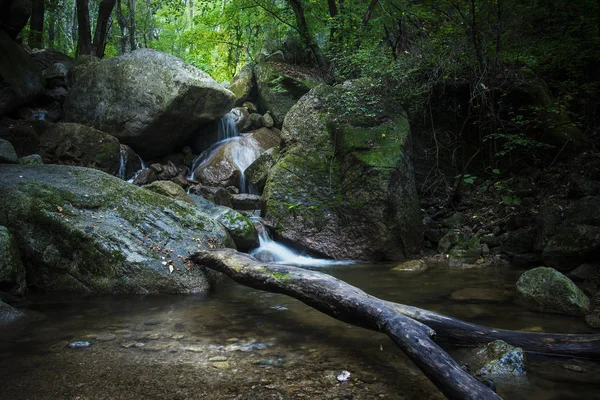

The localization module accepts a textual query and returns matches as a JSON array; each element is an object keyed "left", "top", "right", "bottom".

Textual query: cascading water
[
  {"left": 230, "top": 138, "right": 261, "bottom": 193},
  {"left": 118, "top": 147, "right": 128, "bottom": 180},
  {"left": 218, "top": 112, "right": 239, "bottom": 141},
  {"left": 249, "top": 218, "right": 354, "bottom": 267}
]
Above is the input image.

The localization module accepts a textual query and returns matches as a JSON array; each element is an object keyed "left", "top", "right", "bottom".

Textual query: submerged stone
[
  {"left": 465, "top": 340, "right": 526, "bottom": 378},
  {"left": 392, "top": 259, "right": 428, "bottom": 273}
]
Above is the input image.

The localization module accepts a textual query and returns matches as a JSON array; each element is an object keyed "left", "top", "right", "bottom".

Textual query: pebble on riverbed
[{"left": 68, "top": 340, "right": 93, "bottom": 349}]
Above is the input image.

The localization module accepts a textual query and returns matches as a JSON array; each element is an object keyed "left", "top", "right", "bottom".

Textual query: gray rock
[
  {"left": 448, "top": 237, "right": 483, "bottom": 268},
  {"left": 231, "top": 194, "right": 261, "bottom": 211},
  {"left": 0, "top": 118, "right": 40, "bottom": 157},
  {"left": 245, "top": 147, "right": 278, "bottom": 191},
  {"left": 464, "top": 340, "right": 526, "bottom": 377},
  {"left": 516, "top": 267, "right": 590, "bottom": 315},
  {"left": 132, "top": 168, "right": 157, "bottom": 186},
  {"left": 392, "top": 259, "right": 427, "bottom": 273},
  {"left": 0, "top": 138, "right": 18, "bottom": 163},
  {"left": 0, "top": 299, "right": 23, "bottom": 324},
  {"left": 142, "top": 181, "right": 195, "bottom": 204},
  {"left": 43, "top": 62, "right": 68, "bottom": 81},
  {"left": 18, "top": 154, "right": 43, "bottom": 165},
  {"left": 263, "top": 81, "right": 422, "bottom": 260},
  {"left": 64, "top": 49, "right": 235, "bottom": 159},
  {"left": 190, "top": 195, "right": 258, "bottom": 251},
  {"left": 231, "top": 107, "right": 251, "bottom": 132},
  {"left": 243, "top": 101, "right": 258, "bottom": 113},
  {"left": 501, "top": 228, "right": 536, "bottom": 256},
  {"left": 542, "top": 225, "right": 600, "bottom": 271},
  {"left": 442, "top": 212, "right": 463, "bottom": 228},
  {"left": 0, "top": 164, "right": 236, "bottom": 293},
  {"left": 0, "top": 0, "right": 31, "bottom": 39},
  {"left": 262, "top": 112, "right": 274, "bottom": 128},
  {"left": 249, "top": 113, "right": 263, "bottom": 128},
  {"left": 0, "top": 226, "right": 26, "bottom": 295},
  {"left": 438, "top": 231, "right": 467, "bottom": 254},
  {"left": 190, "top": 185, "right": 232, "bottom": 208}
]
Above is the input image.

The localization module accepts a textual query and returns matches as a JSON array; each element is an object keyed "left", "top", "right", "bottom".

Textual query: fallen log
[{"left": 192, "top": 249, "right": 501, "bottom": 400}]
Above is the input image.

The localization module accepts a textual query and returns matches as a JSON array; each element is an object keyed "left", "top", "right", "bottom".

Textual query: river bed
[{"left": 0, "top": 262, "right": 598, "bottom": 399}]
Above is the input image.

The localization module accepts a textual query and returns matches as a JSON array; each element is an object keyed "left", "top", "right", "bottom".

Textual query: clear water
[{"left": 1, "top": 263, "right": 598, "bottom": 399}]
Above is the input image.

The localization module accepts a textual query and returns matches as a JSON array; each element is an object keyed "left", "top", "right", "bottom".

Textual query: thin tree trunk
[
  {"left": 286, "top": 0, "right": 329, "bottom": 69},
  {"left": 48, "top": 13, "right": 56, "bottom": 49},
  {"left": 128, "top": 0, "right": 136, "bottom": 50},
  {"left": 192, "top": 250, "right": 504, "bottom": 400},
  {"left": 116, "top": 0, "right": 128, "bottom": 54},
  {"left": 76, "top": 0, "right": 93, "bottom": 56},
  {"left": 71, "top": 7, "right": 78, "bottom": 45},
  {"left": 91, "top": 0, "right": 117, "bottom": 57},
  {"left": 326, "top": 0, "right": 338, "bottom": 41},
  {"left": 189, "top": 0, "right": 194, "bottom": 29},
  {"left": 361, "top": 0, "right": 379, "bottom": 29},
  {"left": 28, "top": 0, "right": 45, "bottom": 49}
]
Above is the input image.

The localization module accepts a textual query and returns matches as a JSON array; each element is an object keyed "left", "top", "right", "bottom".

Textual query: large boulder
[
  {"left": 0, "top": 118, "right": 40, "bottom": 156},
  {"left": 254, "top": 61, "right": 321, "bottom": 126},
  {"left": 263, "top": 81, "right": 422, "bottom": 260},
  {"left": 230, "top": 64, "right": 255, "bottom": 106},
  {"left": 0, "top": 226, "right": 26, "bottom": 295},
  {"left": 0, "top": 30, "right": 44, "bottom": 116},
  {"left": 0, "top": 138, "right": 18, "bottom": 163},
  {"left": 63, "top": 49, "right": 235, "bottom": 159},
  {"left": 190, "top": 194, "right": 258, "bottom": 251},
  {"left": 0, "top": 164, "right": 235, "bottom": 293},
  {"left": 516, "top": 267, "right": 590, "bottom": 316},
  {"left": 193, "top": 127, "right": 280, "bottom": 190},
  {"left": 37, "top": 122, "right": 121, "bottom": 175},
  {"left": 142, "top": 180, "right": 195, "bottom": 204}
]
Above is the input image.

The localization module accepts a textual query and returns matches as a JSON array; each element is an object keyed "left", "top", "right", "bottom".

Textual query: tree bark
[
  {"left": 116, "top": 0, "right": 128, "bottom": 54},
  {"left": 286, "top": 0, "right": 328, "bottom": 69},
  {"left": 28, "top": 0, "right": 45, "bottom": 49},
  {"left": 326, "top": 0, "right": 338, "bottom": 41},
  {"left": 128, "top": 0, "right": 136, "bottom": 50},
  {"left": 91, "top": 0, "right": 117, "bottom": 57},
  {"left": 191, "top": 249, "right": 503, "bottom": 400},
  {"left": 76, "top": 0, "right": 92, "bottom": 56}
]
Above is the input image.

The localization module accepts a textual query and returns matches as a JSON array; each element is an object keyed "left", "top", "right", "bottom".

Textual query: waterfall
[
  {"left": 230, "top": 138, "right": 261, "bottom": 193},
  {"left": 118, "top": 147, "right": 128, "bottom": 180},
  {"left": 218, "top": 112, "right": 239, "bottom": 141},
  {"left": 249, "top": 218, "right": 354, "bottom": 267}
]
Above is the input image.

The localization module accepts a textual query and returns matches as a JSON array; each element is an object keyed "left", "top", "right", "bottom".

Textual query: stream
[{"left": 1, "top": 263, "right": 598, "bottom": 399}]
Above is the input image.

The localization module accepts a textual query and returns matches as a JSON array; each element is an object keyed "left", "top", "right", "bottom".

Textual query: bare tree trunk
[
  {"left": 116, "top": 0, "right": 128, "bottom": 54},
  {"left": 189, "top": 0, "right": 194, "bottom": 29},
  {"left": 128, "top": 0, "right": 136, "bottom": 50},
  {"left": 76, "top": 0, "right": 92, "bottom": 56},
  {"left": 28, "top": 0, "right": 45, "bottom": 49},
  {"left": 91, "top": 0, "right": 117, "bottom": 57},
  {"left": 286, "top": 0, "right": 329, "bottom": 69},
  {"left": 326, "top": 0, "right": 338, "bottom": 41},
  {"left": 192, "top": 250, "right": 505, "bottom": 400}
]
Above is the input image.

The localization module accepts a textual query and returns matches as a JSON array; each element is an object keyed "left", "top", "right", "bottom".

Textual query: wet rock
[
  {"left": 569, "top": 173, "right": 600, "bottom": 198},
  {"left": 143, "top": 180, "right": 195, "bottom": 204},
  {"left": 190, "top": 185, "right": 232, "bottom": 208},
  {"left": 437, "top": 231, "right": 467, "bottom": 254},
  {"left": 0, "top": 30, "right": 44, "bottom": 115},
  {"left": 0, "top": 299, "right": 23, "bottom": 324},
  {"left": 231, "top": 194, "right": 261, "bottom": 211},
  {"left": 32, "top": 49, "right": 73, "bottom": 71},
  {"left": 263, "top": 81, "right": 422, "bottom": 260},
  {"left": 392, "top": 259, "right": 427, "bottom": 273},
  {"left": 464, "top": 340, "right": 526, "bottom": 377},
  {"left": 96, "top": 333, "right": 117, "bottom": 342},
  {"left": 0, "top": 138, "right": 18, "bottom": 163},
  {"left": 424, "top": 229, "right": 445, "bottom": 244},
  {"left": 0, "top": 164, "right": 235, "bottom": 293},
  {"left": 243, "top": 101, "right": 258, "bottom": 113},
  {"left": 211, "top": 361, "right": 230, "bottom": 369},
  {"left": 43, "top": 62, "right": 68, "bottom": 88},
  {"left": 516, "top": 267, "right": 590, "bottom": 315},
  {"left": 0, "top": 226, "right": 26, "bottom": 295},
  {"left": 69, "top": 340, "right": 93, "bottom": 349},
  {"left": 249, "top": 112, "right": 263, "bottom": 128},
  {"left": 542, "top": 225, "right": 600, "bottom": 271},
  {"left": 209, "top": 356, "right": 228, "bottom": 362},
  {"left": 231, "top": 107, "right": 251, "bottom": 132},
  {"left": 190, "top": 194, "right": 258, "bottom": 251},
  {"left": 448, "top": 237, "right": 482, "bottom": 268},
  {"left": 230, "top": 64, "right": 255, "bottom": 106},
  {"left": 511, "top": 253, "right": 541, "bottom": 268},
  {"left": 18, "top": 154, "right": 43, "bottom": 165},
  {"left": 336, "top": 370, "right": 351, "bottom": 382},
  {"left": 245, "top": 147, "right": 278, "bottom": 191},
  {"left": 64, "top": 48, "right": 235, "bottom": 159},
  {"left": 568, "top": 263, "right": 599, "bottom": 281},
  {"left": 132, "top": 168, "right": 157, "bottom": 186}
]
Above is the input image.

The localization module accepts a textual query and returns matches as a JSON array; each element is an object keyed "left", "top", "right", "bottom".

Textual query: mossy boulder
[
  {"left": 143, "top": 180, "right": 195, "bottom": 204},
  {"left": 262, "top": 81, "right": 422, "bottom": 260},
  {"left": 254, "top": 62, "right": 321, "bottom": 126},
  {"left": 245, "top": 147, "right": 279, "bottom": 191},
  {"left": 36, "top": 122, "right": 121, "bottom": 175},
  {"left": 448, "top": 237, "right": 483, "bottom": 268},
  {"left": 464, "top": 340, "right": 526, "bottom": 378},
  {"left": 0, "top": 164, "right": 235, "bottom": 293},
  {"left": 18, "top": 154, "right": 43, "bottom": 165},
  {"left": 190, "top": 194, "right": 258, "bottom": 251},
  {"left": 392, "top": 259, "right": 427, "bottom": 273},
  {"left": 0, "top": 118, "right": 41, "bottom": 156},
  {"left": 0, "top": 226, "right": 26, "bottom": 295},
  {"left": 230, "top": 64, "right": 255, "bottom": 106},
  {"left": 64, "top": 48, "right": 235, "bottom": 159},
  {"left": 516, "top": 267, "right": 590, "bottom": 316},
  {"left": 438, "top": 231, "right": 467, "bottom": 253},
  {"left": 0, "top": 30, "right": 44, "bottom": 115}
]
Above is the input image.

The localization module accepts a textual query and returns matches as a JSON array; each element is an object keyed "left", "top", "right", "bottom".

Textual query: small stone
[
  {"left": 68, "top": 340, "right": 93, "bottom": 349},
  {"left": 170, "top": 334, "right": 185, "bottom": 340},
  {"left": 563, "top": 363, "right": 587, "bottom": 372},
  {"left": 336, "top": 370, "right": 351, "bottom": 382},
  {"left": 211, "top": 361, "right": 230, "bottom": 369},
  {"left": 392, "top": 259, "right": 427, "bottom": 273},
  {"left": 96, "top": 333, "right": 116, "bottom": 342},
  {"left": 209, "top": 356, "right": 228, "bottom": 362}
]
